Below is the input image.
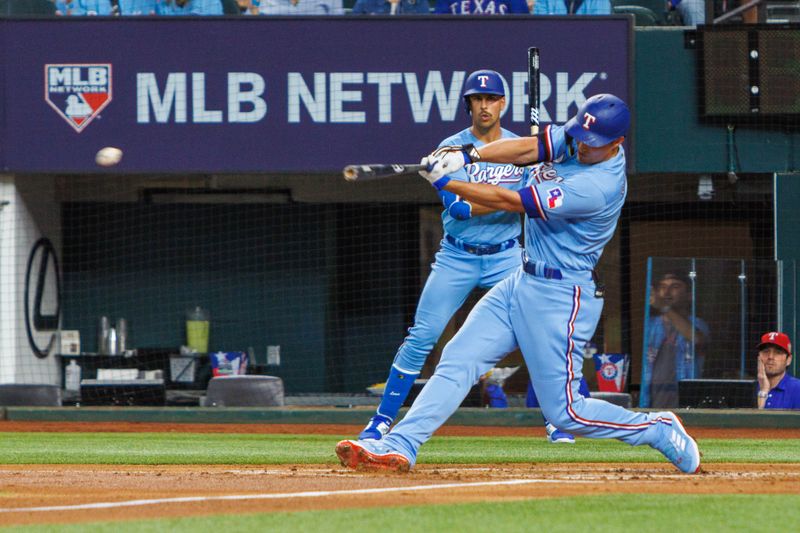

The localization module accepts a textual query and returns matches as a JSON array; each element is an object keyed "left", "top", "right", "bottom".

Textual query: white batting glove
[{"left": 419, "top": 145, "right": 478, "bottom": 190}]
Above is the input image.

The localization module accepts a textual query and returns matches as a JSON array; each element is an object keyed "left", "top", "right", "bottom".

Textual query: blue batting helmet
[
  {"left": 462, "top": 70, "right": 505, "bottom": 114},
  {"left": 564, "top": 94, "right": 630, "bottom": 147}
]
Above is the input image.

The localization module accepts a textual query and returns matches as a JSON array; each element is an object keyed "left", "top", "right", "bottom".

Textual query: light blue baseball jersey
[
  {"left": 55, "top": 0, "right": 114, "bottom": 15},
  {"left": 519, "top": 124, "right": 626, "bottom": 271},
  {"left": 155, "top": 0, "right": 223, "bottom": 15},
  {"left": 259, "top": 0, "right": 344, "bottom": 14},
  {"left": 533, "top": 0, "right": 611, "bottom": 15},
  {"left": 640, "top": 314, "right": 709, "bottom": 408},
  {"left": 119, "top": 0, "right": 157, "bottom": 14},
  {"left": 439, "top": 127, "right": 527, "bottom": 245}
]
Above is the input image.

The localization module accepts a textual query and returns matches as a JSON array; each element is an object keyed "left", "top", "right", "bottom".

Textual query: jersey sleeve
[
  {"left": 518, "top": 175, "right": 608, "bottom": 221},
  {"left": 537, "top": 124, "right": 572, "bottom": 163}
]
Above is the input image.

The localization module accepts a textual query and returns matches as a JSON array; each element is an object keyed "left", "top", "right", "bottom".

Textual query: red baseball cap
[{"left": 757, "top": 332, "right": 792, "bottom": 355}]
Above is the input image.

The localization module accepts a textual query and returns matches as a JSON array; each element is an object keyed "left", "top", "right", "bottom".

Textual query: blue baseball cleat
[
  {"left": 335, "top": 439, "right": 411, "bottom": 473},
  {"left": 650, "top": 412, "right": 701, "bottom": 474},
  {"left": 358, "top": 414, "right": 392, "bottom": 441},
  {"left": 545, "top": 423, "right": 576, "bottom": 444}
]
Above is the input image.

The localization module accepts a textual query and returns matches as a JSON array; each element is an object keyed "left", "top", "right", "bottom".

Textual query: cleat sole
[{"left": 335, "top": 440, "right": 410, "bottom": 473}]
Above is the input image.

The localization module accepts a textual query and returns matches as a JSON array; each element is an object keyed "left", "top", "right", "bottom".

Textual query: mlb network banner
[{"left": 0, "top": 18, "right": 631, "bottom": 173}]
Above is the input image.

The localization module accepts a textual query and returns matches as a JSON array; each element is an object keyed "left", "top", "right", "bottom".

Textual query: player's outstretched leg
[
  {"left": 359, "top": 365, "right": 419, "bottom": 440},
  {"left": 335, "top": 439, "right": 412, "bottom": 473},
  {"left": 648, "top": 411, "right": 701, "bottom": 474}
]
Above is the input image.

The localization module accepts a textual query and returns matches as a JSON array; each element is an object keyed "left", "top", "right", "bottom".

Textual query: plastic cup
[{"left": 186, "top": 307, "right": 210, "bottom": 353}]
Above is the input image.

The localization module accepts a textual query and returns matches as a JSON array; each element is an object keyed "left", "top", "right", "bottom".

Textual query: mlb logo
[
  {"left": 45, "top": 64, "right": 112, "bottom": 132},
  {"left": 547, "top": 187, "right": 563, "bottom": 209}
]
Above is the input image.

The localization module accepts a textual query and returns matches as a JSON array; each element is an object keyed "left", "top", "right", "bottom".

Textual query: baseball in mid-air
[{"left": 95, "top": 146, "right": 123, "bottom": 167}]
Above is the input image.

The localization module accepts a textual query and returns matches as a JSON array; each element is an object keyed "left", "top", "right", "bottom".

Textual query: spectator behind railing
[
  {"left": 641, "top": 271, "right": 709, "bottom": 409},
  {"left": 434, "top": 0, "right": 529, "bottom": 14},
  {"left": 666, "top": 0, "right": 704, "bottom": 25},
  {"left": 118, "top": 0, "right": 157, "bottom": 14},
  {"left": 156, "top": 0, "right": 223, "bottom": 14},
  {"left": 352, "top": 0, "right": 430, "bottom": 14},
  {"left": 756, "top": 332, "right": 800, "bottom": 410},
  {"left": 55, "top": 0, "right": 114, "bottom": 15},
  {"left": 260, "top": 0, "right": 343, "bottom": 14},
  {"left": 530, "top": 0, "right": 610, "bottom": 15},
  {"left": 236, "top": 0, "right": 260, "bottom": 13}
]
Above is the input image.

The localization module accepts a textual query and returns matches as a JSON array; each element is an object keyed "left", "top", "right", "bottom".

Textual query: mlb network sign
[
  {"left": 8, "top": 17, "right": 629, "bottom": 172},
  {"left": 45, "top": 64, "right": 112, "bottom": 133}
]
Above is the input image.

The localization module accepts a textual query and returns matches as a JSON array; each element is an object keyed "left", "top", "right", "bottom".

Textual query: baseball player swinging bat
[{"left": 342, "top": 163, "right": 426, "bottom": 182}]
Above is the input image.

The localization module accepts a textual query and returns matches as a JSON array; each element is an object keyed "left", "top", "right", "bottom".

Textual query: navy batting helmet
[
  {"left": 462, "top": 70, "right": 505, "bottom": 114},
  {"left": 564, "top": 94, "right": 630, "bottom": 147}
]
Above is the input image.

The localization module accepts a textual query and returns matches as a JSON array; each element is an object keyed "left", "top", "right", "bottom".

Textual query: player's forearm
[
  {"left": 443, "top": 181, "right": 524, "bottom": 213},
  {"left": 474, "top": 137, "right": 538, "bottom": 165},
  {"left": 469, "top": 202, "right": 498, "bottom": 216}
]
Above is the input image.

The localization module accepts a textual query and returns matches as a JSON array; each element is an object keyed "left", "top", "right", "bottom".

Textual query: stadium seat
[
  {"left": 613, "top": 5, "right": 660, "bottom": 25},
  {"left": 626, "top": 0, "right": 669, "bottom": 22},
  {"left": 591, "top": 391, "right": 633, "bottom": 408},
  {"left": 205, "top": 375, "right": 285, "bottom": 407},
  {"left": 611, "top": 0, "right": 683, "bottom": 24}
]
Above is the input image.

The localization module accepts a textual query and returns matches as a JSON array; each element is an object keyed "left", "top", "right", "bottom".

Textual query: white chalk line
[{"left": 0, "top": 478, "right": 599, "bottom": 514}]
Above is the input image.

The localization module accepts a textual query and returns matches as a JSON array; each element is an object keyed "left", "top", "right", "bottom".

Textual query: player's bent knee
[{"left": 434, "top": 359, "right": 482, "bottom": 387}]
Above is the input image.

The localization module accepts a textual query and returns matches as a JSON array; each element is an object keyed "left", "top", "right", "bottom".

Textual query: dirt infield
[{"left": 1, "top": 422, "right": 799, "bottom": 526}]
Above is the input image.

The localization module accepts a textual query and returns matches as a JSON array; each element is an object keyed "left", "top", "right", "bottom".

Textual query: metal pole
[
  {"left": 640, "top": 257, "right": 654, "bottom": 407},
  {"left": 713, "top": 0, "right": 762, "bottom": 24},
  {"left": 689, "top": 259, "right": 697, "bottom": 379},
  {"left": 739, "top": 260, "right": 747, "bottom": 379}
]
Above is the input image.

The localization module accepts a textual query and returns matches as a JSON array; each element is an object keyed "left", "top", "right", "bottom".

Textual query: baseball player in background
[
  {"left": 359, "top": 70, "right": 581, "bottom": 445},
  {"left": 338, "top": 94, "right": 701, "bottom": 474}
]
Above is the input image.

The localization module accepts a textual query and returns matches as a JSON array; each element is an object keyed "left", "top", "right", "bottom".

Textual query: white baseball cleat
[{"left": 650, "top": 411, "right": 701, "bottom": 474}]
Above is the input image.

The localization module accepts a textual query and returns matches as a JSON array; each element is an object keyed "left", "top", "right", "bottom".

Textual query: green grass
[
  {"left": 4, "top": 494, "right": 800, "bottom": 532},
  {"left": 0, "top": 432, "right": 798, "bottom": 465}
]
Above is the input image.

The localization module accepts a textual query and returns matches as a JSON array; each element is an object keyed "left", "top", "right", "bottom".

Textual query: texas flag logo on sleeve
[
  {"left": 45, "top": 64, "right": 112, "bottom": 133},
  {"left": 546, "top": 187, "right": 564, "bottom": 209}
]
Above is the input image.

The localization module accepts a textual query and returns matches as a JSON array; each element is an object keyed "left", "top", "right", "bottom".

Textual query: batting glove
[{"left": 419, "top": 144, "right": 480, "bottom": 191}]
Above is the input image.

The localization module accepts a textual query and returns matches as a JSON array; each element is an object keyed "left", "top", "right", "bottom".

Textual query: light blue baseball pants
[{"left": 384, "top": 268, "right": 663, "bottom": 463}]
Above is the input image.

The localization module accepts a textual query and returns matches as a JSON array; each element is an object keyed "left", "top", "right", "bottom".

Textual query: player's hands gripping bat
[{"left": 419, "top": 144, "right": 481, "bottom": 190}]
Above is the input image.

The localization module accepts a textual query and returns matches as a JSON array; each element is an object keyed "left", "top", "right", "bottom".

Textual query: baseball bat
[
  {"left": 342, "top": 163, "right": 426, "bottom": 182},
  {"left": 528, "top": 47, "right": 541, "bottom": 136}
]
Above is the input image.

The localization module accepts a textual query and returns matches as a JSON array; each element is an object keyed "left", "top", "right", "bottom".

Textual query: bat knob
[{"left": 343, "top": 166, "right": 358, "bottom": 181}]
